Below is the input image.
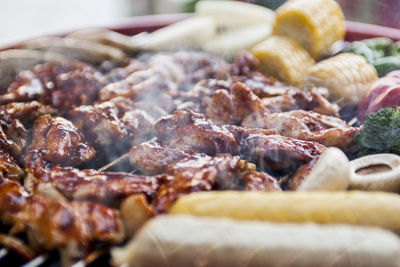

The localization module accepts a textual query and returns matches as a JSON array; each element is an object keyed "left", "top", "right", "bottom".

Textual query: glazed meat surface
[
  {"left": 154, "top": 109, "right": 237, "bottom": 155},
  {"left": 242, "top": 110, "right": 359, "bottom": 150},
  {"left": 129, "top": 141, "right": 191, "bottom": 175},
  {"left": 26, "top": 166, "right": 161, "bottom": 204},
  {"left": 0, "top": 61, "right": 105, "bottom": 110},
  {"left": 0, "top": 148, "right": 24, "bottom": 180},
  {"left": 0, "top": 178, "right": 124, "bottom": 261},
  {"left": 0, "top": 110, "right": 27, "bottom": 157},
  {"left": 68, "top": 102, "right": 127, "bottom": 147},
  {"left": 0, "top": 101, "right": 56, "bottom": 126},
  {"left": 153, "top": 153, "right": 280, "bottom": 213},
  {"left": 25, "top": 115, "right": 95, "bottom": 167}
]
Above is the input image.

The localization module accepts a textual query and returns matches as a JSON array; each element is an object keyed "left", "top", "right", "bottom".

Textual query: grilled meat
[
  {"left": 0, "top": 101, "right": 56, "bottom": 126},
  {"left": 0, "top": 148, "right": 24, "bottom": 180},
  {"left": 68, "top": 102, "right": 127, "bottom": 147},
  {"left": 26, "top": 166, "right": 161, "bottom": 205},
  {"left": 154, "top": 109, "right": 237, "bottom": 155},
  {"left": 0, "top": 178, "right": 124, "bottom": 261},
  {"left": 0, "top": 61, "right": 105, "bottom": 110},
  {"left": 129, "top": 141, "right": 191, "bottom": 175},
  {"left": 0, "top": 106, "right": 29, "bottom": 158},
  {"left": 153, "top": 153, "right": 280, "bottom": 213},
  {"left": 25, "top": 115, "right": 95, "bottom": 167},
  {"left": 242, "top": 109, "right": 359, "bottom": 150}
]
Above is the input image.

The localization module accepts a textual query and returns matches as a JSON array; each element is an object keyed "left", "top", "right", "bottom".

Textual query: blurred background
[{"left": 1, "top": 0, "right": 399, "bottom": 45}]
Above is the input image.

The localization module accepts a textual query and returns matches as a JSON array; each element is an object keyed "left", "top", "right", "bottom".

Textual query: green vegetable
[
  {"left": 363, "top": 37, "right": 394, "bottom": 57},
  {"left": 354, "top": 107, "right": 400, "bottom": 156},
  {"left": 345, "top": 41, "right": 375, "bottom": 63},
  {"left": 396, "top": 41, "right": 400, "bottom": 54},
  {"left": 374, "top": 56, "right": 400, "bottom": 77}
]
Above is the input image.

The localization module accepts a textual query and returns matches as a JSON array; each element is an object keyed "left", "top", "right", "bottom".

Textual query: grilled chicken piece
[
  {"left": 121, "top": 109, "right": 154, "bottom": 145},
  {"left": 232, "top": 71, "right": 339, "bottom": 116},
  {"left": 99, "top": 68, "right": 171, "bottom": 103},
  {"left": 0, "top": 178, "right": 124, "bottom": 263},
  {"left": 280, "top": 158, "right": 319, "bottom": 191},
  {"left": 154, "top": 109, "right": 237, "bottom": 155},
  {"left": 26, "top": 166, "right": 161, "bottom": 205},
  {"left": 99, "top": 51, "right": 230, "bottom": 102},
  {"left": 242, "top": 110, "right": 359, "bottom": 151},
  {"left": 0, "top": 109, "right": 28, "bottom": 158},
  {"left": 205, "top": 82, "right": 268, "bottom": 125},
  {"left": 129, "top": 141, "right": 191, "bottom": 175},
  {"left": 239, "top": 133, "right": 326, "bottom": 171},
  {"left": 153, "top": 153, "right": 280, "bottom": 213},
  {"left": 69, "top": 101, "right": 154, "bottom": 147},
  {"left": 0, "top": 148, "right": 24, "bottom": 180},
  {"left": 0, "top": 101, "right": 56, "bottom": 126},
  {"left": 68, "top": 102, "right": 127, "bottom": 147},
  {"left": 0, "top": 61, "right": 105, "bottom": 110},
  {"left": 25, "top": 115, "right": 95, "bottom": 167}
]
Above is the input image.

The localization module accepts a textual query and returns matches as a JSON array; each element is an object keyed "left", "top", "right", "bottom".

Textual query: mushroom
[
  {"left": 350, "top": 153, "right": 400, "bottom": 192},
  {"left": 298, "top": 147, "right": 350, "bottom": 191}
]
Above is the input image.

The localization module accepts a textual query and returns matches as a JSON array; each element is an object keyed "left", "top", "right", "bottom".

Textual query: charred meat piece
[
  {"left": 68, "top": 102, "right": 127, "bottom": 147},
  {"left": 0, "top": 148, "right": 23, "bottom": 181},
  {"left": 0, "top": 148, "right": 24, "bottom": 180},
  {"left": 129, "top": 141, "right": 191, "bottom": 175},
  {"left": 26, "top": 166, "right": 161, "bottom": 205},
  {"left": 121, "top": 109, "right": 154, "bottom": 146},
  {"left": 0, "top": 101, "right": 56, "bottom": 126},
  {"left": 178, "top": 79, "right": 232, "bottom": 113},
  {"left": 240, "top": 133, "right": 326, "bottom": 171},
  {"left": 0, "top": 178, "right": 124, "bottom": 263},
  {"left": 241, "top": 171, "right": 280, "bottom": 191},
  {"left": 280, "top": 157, "right": 319, "bottom": 191},
  {"left": 154, "top": 109, "right": 237, "bottom": 155},
  {"left": 0, "top": 109, "right": 28, "bottom": 157},
  {"left": 25, "top": 115, "right": 95, "bottom": 167},
  {"left": 153, "top": 153, "right": 280, "bottom": 213},
  {"left": 0, "top": 61, "right": 105, "bottom": 110},
  {"left": 260, "top": 87, "right": 340, "bottom": 116},
  {"left": 99, "top": 51, "right": 230, "bottom": 102},
  {"left": 242, "top": 110, "right": 359, "bottom": 151},
  {"left": 205, "top": 82, "right": 269, "bottom": 125},
  {"left": 232, "top": 72, "right": 339, "bottom": 116},
  {"left": 99, "top": 68, "right": 171, "bottom": 103},
  {"left": 229, "top": 52, "right": 260, "bottom": 76}
]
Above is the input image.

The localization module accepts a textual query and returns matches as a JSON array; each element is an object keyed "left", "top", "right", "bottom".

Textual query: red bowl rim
[{"left": 1, "top": 13, "right": 400, "bottom": 50}]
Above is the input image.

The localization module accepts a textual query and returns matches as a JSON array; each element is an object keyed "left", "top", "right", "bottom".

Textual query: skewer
[
  {"left": 97, "top": 153, "right": 129, "bottom": 172},
  {"left": 21, "top": 254, "right": 49, "bottom": 267},
  {"left": 348, "top": 116, "right": 358, "bottom": 126},
  {"left": 70, "top": 247, "right": 109, "bottom": 267},
  {"left": 0, "top": 248, "right": 8, "bottom": 260}
]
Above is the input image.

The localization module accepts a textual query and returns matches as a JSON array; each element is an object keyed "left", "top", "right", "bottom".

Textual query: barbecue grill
[{"left": 1, "top": 13, "right": 400, "bottom": 267}]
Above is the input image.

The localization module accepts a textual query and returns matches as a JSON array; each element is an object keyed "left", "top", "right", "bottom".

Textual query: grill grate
[{"left": 0, "top": 247, "right": 115, "bottom": 267}]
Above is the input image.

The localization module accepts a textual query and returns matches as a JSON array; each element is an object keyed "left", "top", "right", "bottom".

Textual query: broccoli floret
[{"left": 354, "top": 107, "right": 400, "bottom": 156}]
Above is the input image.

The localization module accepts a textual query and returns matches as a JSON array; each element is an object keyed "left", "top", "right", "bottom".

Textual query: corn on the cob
[
  {"left": 303, "top": 53, "right": 378, "bottom": 105},
  {"left": 170, "top": 191, "right": 400, "bottom": 234},
  {"left": 112, "top": 215, "right": 400, "bottom": 267},
  {"left": 273, "top": 0, "right": 345, "bottom": 59},
  {"left": 250, "top": 35, "right": 314, "bottom": 85}
]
